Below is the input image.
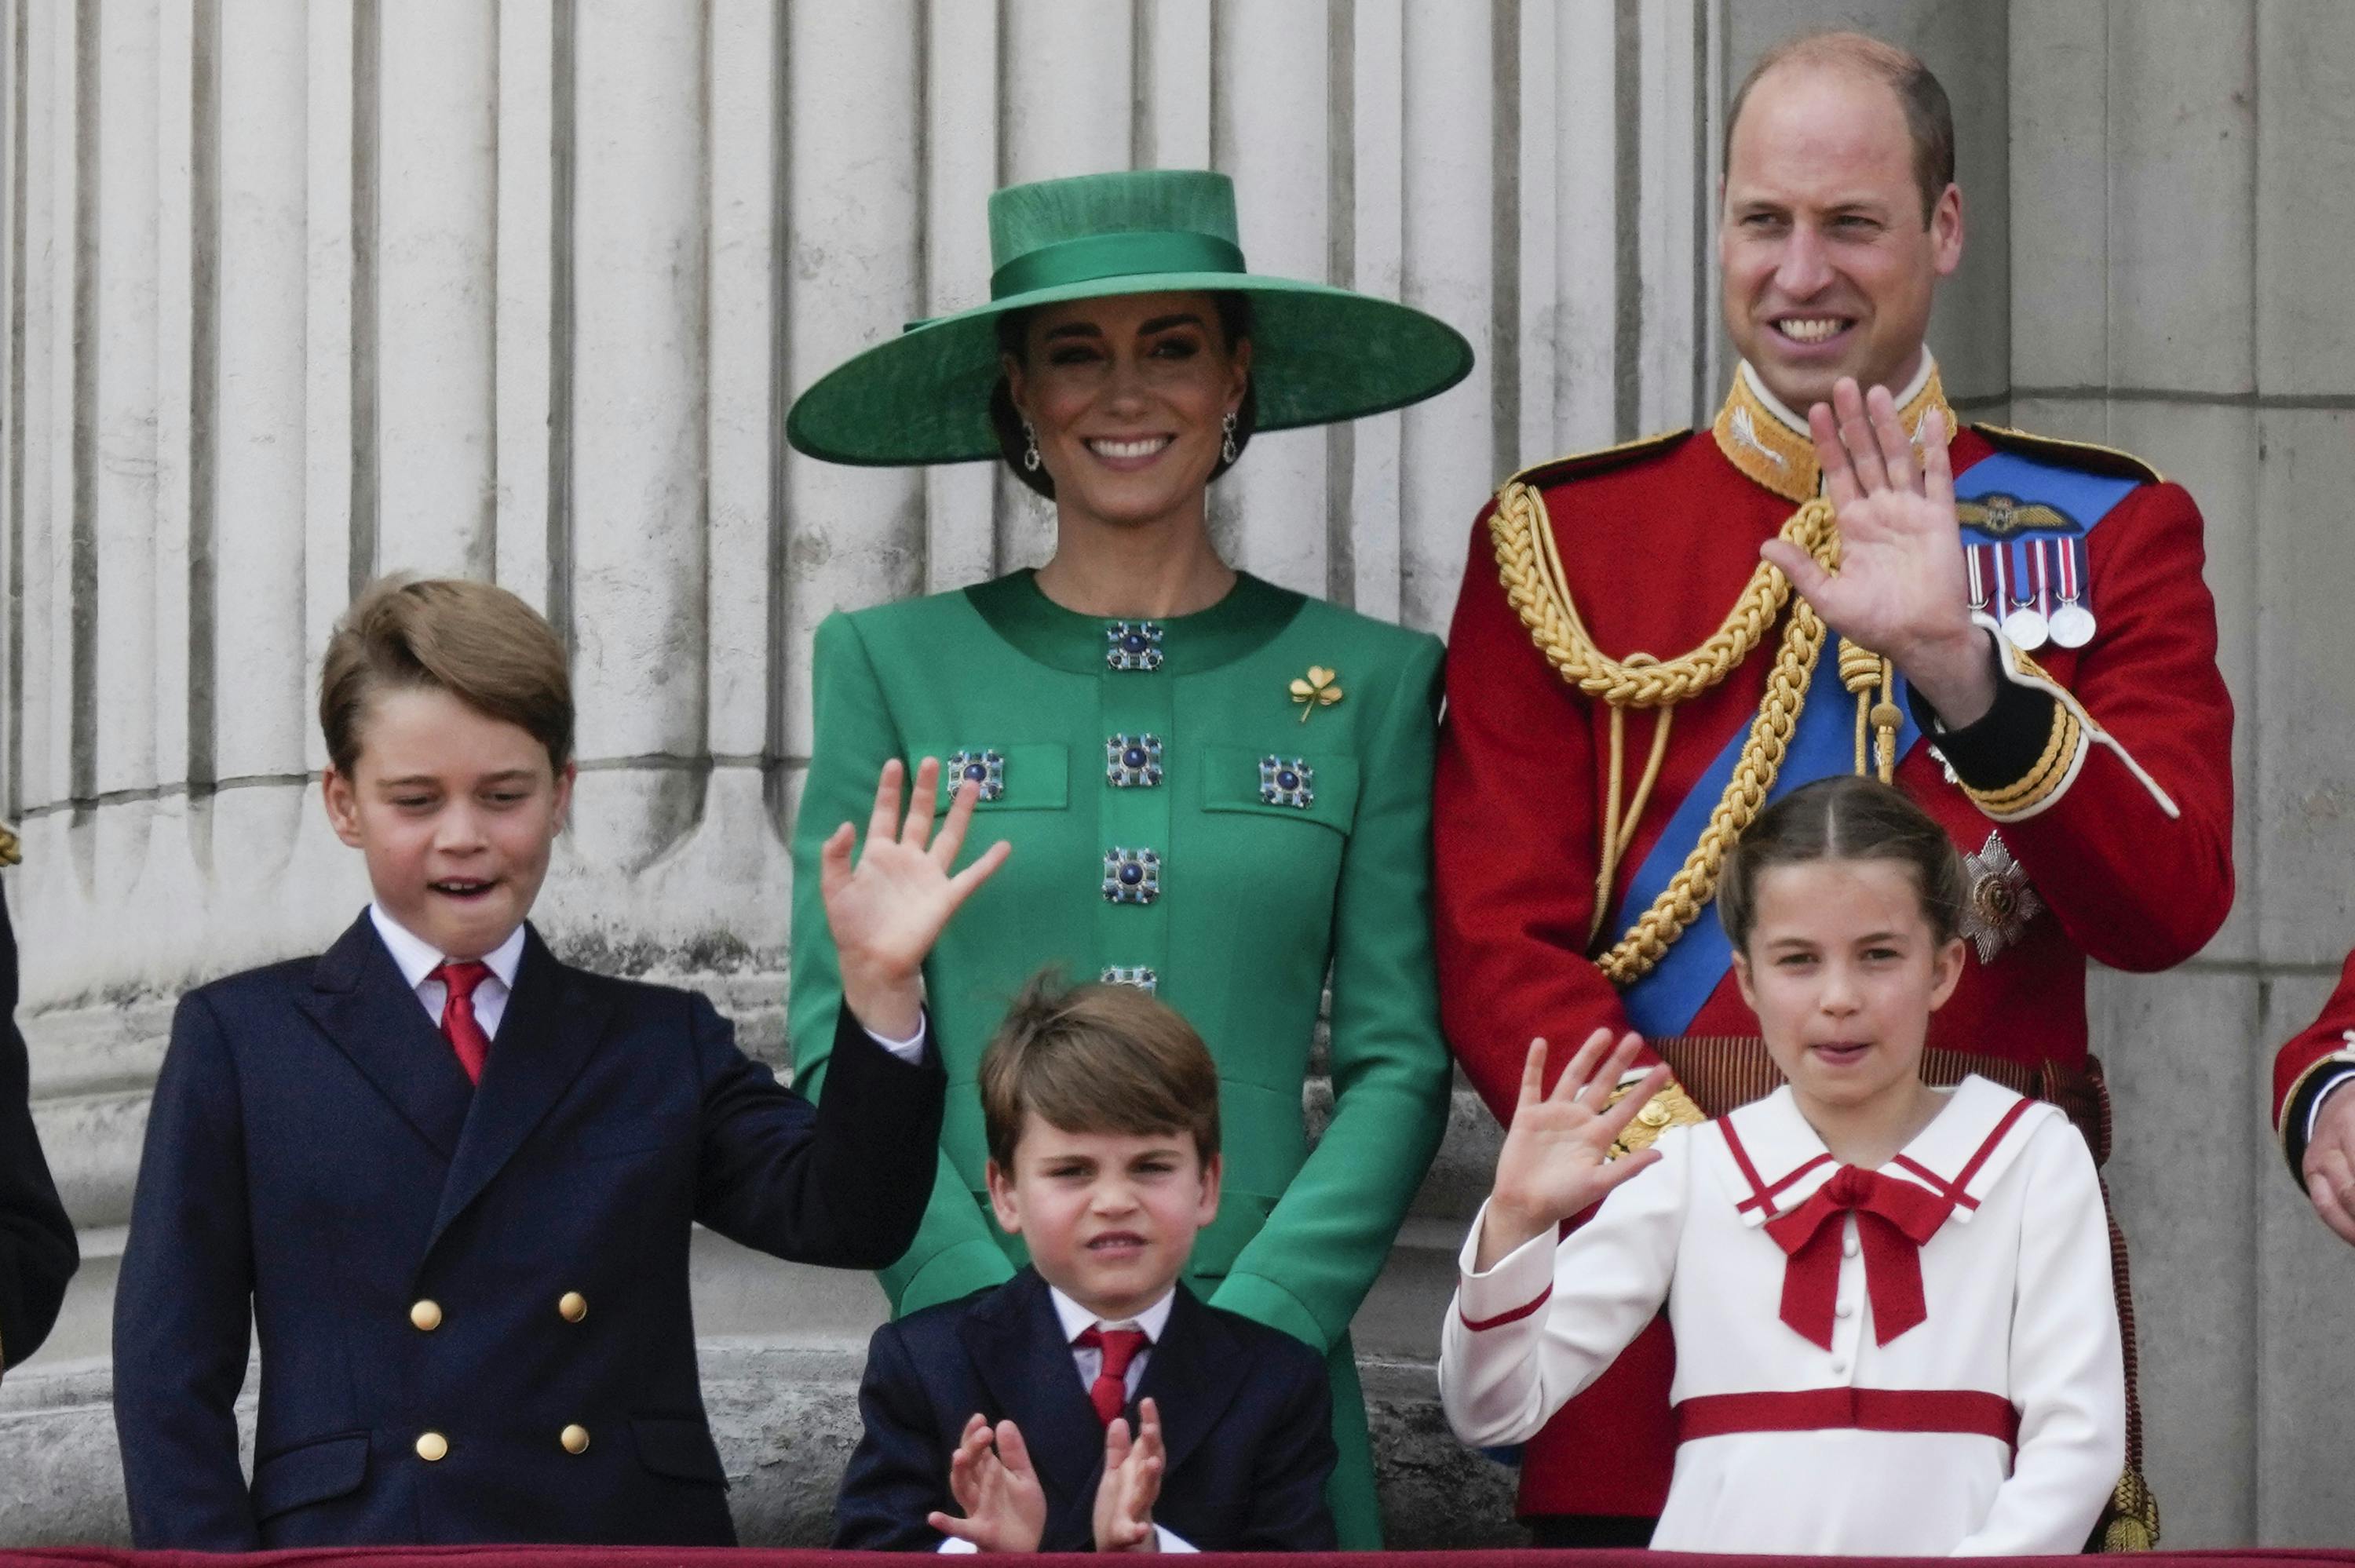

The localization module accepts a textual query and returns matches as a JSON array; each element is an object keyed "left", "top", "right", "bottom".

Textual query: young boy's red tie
[
  {"left": 1075, "top": 1326, "right": 1149, "bottom": 1426},
  {"left": 433, "top": 961, "right": 494, "bottom": 1084}
]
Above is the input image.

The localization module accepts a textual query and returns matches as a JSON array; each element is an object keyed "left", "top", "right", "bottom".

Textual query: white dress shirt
[
  {"left": 371, "top": 903, "right": 928, "bottom": 1070},
  {"left": 369, "top": 904, "right": 524, "bottom": 1040},
  {"left": 940, "top": 1284, "right": 1193, "bottom": 1553}
]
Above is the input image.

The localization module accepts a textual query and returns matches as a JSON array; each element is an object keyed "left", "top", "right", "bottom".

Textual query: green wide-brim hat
[{"left": 785, "top": 169, "right": 1475, "bottom": 466}]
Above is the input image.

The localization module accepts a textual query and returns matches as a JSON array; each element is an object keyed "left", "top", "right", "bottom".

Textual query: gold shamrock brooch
[{"left": 1290, "top": 665, "right": 1342, "bottom": 724}]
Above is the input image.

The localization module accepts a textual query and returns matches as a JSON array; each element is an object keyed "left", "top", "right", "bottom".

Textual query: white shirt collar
[
  {"left": 1739, "top": 347, "right": 1939, "bottom": 436},
  {"left": 1047, "top": 1281, "right": 1178, "bottom": 1345},
  {"left": 368, "top": 902, "right": 527, "bottom": 992}
]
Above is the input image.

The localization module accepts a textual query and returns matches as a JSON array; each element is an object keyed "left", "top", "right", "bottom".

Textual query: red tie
[
  {"left": 433, "top": 961, "right": 494, "bottom": 1085},
  {"left": 1075, "top": 1326, "right": 1150, "bottom": 1427},
  {"left": 1762, "top": 1165, "right": 1955, "bottom": 1350}
]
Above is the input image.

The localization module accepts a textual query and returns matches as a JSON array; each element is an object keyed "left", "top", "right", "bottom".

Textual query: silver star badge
[{"left": 1959, "top": 830, "right": 2043, "bottom": 964}]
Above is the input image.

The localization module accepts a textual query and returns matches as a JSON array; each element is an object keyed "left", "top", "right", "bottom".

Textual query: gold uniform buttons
[
  {"left": 560, "top": 1424, "right": 591, "bottom": 1455},
  {"left": 415, "top": 1431, "right": 449, "bottom": 1463},
  {"left": 558, "top": 1291, "right": 588, "bottom": 1324},
  {"left": 410, "top": 1300, "right": 443, "bottom": 1333}
]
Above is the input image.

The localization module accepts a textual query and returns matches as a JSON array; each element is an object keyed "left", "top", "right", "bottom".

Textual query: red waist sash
[{"left": 1674, "top": 1387, "right": 2019, "bottom": 1446}]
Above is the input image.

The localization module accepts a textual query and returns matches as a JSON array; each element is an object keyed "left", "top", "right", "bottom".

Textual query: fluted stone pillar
[{"left": 1, "top": 0, "right": 2342, "bottom": 1550}]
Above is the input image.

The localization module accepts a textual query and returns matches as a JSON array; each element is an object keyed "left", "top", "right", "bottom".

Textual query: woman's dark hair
[
  {"left": 989, "top": 291, "right": 1258, "bottom": 501},
  {"left": 1715, "top": 775, "right": 1966, "bottom": 953}
]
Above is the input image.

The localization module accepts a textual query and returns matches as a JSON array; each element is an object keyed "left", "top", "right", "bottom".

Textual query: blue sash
[{"left": 1607, "top": 444, "right": 2140, "bottom": 1038}]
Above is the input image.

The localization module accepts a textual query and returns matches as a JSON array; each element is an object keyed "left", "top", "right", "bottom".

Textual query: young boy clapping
[{"left": 831, "top": 975, "right": 1337, "bottom": 1551}]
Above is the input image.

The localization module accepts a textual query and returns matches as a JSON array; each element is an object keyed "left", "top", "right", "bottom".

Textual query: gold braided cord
[
  {"left": 1837, "top": 637, "right": 1904, "bottom": 785},
  {"left": 1838, "top": 638, "right": 1880, "bottom": 775},
  {"left": 1497, "top": 480, "right": 1839, "bottom": 709},
  {"left": 1589, "top": 688, "right": 1676, "bottom": 945},
  {"left": 1490, "top": 487, "right": 1842, "bottom": 985},
  {"left": 1598, "top": 600, "right": 1829, "bottom": 983}
]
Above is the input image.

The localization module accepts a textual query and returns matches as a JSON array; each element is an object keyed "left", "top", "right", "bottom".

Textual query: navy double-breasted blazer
[
  {"left": 112, "top": 912, "right": 944, "bottom": 1549},
  {"left": 835, "top": 1266, "right": 1337, "bottom": 1551},
  {"left": 0, "top": 882, "right": 76, "bottom": 1373}
]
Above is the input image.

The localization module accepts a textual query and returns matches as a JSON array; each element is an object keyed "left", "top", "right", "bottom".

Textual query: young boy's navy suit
[
  {"left": 113, "top": 911, "right": 943, "bottom": 1549},
  {"left": 835, "top": 1266, "right": 1338, "bottom": 1551}
]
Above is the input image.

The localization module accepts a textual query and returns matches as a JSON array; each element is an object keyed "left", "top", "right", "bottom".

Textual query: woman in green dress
[{"left": 783, "top": 169, "right": 1470, "bottom": 1546}]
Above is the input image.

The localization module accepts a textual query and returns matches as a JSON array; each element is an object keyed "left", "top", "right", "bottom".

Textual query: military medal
[
  {"left": 1959, "top": 830, "right": 2043, "bottom": 963},
  {"left": 1965, "top": 544, "right": 1993, "bottom": 617},
  {"left": 2048, "top": 538, "right": 2096, "bottom": 649},
  {"left": 1998, "top": 542, "right": 2049, "bottom": 651}
]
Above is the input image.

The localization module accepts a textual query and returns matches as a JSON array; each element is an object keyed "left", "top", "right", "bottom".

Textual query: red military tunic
[
  {"left": 2272, "top": 954, "right": 2355, "bottom": 1179},
  {"left": 1433, "top": 360, "right": 2236, "bottom": 1520}
]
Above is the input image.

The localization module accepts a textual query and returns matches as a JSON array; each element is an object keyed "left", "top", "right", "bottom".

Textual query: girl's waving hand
[{"left": 1476, "top": 1030, "right": 1671, "bottom": 1270}]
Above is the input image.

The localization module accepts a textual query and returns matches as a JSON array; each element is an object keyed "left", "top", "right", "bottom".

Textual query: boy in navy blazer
[
  {"left": 113, "top": 577, "right": 995, "bottom": 1548},
  {"left": 834, "top": 972, "right": 1338, "bottom": 1552}
]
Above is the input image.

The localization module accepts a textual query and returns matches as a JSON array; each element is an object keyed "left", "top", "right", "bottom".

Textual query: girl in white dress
[{"left": 1439, "top": 775, "right": 2123, "bottom": 1555}]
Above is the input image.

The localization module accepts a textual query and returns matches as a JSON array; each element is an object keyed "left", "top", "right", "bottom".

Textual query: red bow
[{"left": 1763, "top": 1166, "right": 1955, "bottom": 1350}]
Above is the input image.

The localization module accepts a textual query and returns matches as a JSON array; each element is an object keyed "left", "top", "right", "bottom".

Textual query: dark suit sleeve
[
  {"left": 1237, "top": 1343, "right": 1338, "bottom": 1550},
  {"left": 692, "top": 996, "right": 945, "bottom": 1270},
  {"left": 111, "top": 991, "right": 260, "bottom": 1550},
  {"left": 833, "top": 1320, "right": 955, "bottom": 1550},
  {"left": 0, "top": 882, "right": 75, "bottom": 1371},
  {"left": 0, "top": 1019, "right": 73, "bottom": 1373}
]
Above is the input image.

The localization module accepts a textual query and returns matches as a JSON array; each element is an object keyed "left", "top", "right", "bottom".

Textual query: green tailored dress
[{"left": 789, "top": 569, "right": 1452, "bottom": 1547}]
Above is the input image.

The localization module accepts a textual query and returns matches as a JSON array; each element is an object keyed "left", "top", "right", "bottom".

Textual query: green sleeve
[
  {"left": 1211, "top": 633, "right": 1453, "bottom": 1350},
  {"left": 790, "top": 611, "right": 1017, "bottom": 1314}
]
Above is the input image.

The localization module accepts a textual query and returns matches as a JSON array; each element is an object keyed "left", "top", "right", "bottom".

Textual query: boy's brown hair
[
  {"left": 1716, "top": 774, "right": 1967, "bottom": 953},
  {"left": 319, "top": 576, "right": 574, "bottom": 777},
  {"left": 979, "top": 973, "right": 1221, "bottom": 1169}
]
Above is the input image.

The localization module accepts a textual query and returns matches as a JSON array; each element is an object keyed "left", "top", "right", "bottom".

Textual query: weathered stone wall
[{"left": 2, "top": 0, "right": 2349, "bottom": 1549}]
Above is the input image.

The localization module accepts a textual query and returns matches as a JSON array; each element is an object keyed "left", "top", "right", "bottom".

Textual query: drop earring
[
  {"left": 1021, "top": 419, "right": 1041, "bottom": 472},
  {"left": 1221, "top": 411, "right": 1239, "bottom": 464}
]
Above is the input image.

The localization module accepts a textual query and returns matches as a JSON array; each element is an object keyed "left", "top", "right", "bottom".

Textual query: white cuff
[
  {"left": 940, "top": 1525, "right": 1191, "bottom": 1552},
  {"left": 864, "top": 1014, "right": 929, "bottom": 1067},
  {"left": 1454, "top": 1198, "right": 1561, "bottom": 1330}
]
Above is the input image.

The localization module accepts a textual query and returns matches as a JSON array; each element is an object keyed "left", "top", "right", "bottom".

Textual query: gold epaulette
[
  {"left": 1502, "top": 428, "right": 1691, "bottom": 494},
  {"left": 1604, "top": 1078, "right": 1707, "bottom": 1158},
  {"left": 0, "top": 823, "right": 18, "bottom": 867},
  {"left": 1972, "top": 423, "right": 2164, "bottom": 486}
]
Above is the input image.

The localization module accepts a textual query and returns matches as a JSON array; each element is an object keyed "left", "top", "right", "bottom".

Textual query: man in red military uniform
[
  {"left": 2273, "top": 968, "right": 2355, "bottom": 1243},
  {"left": 1434, "top": 31, "right": 2233, "bottom": 1547}
]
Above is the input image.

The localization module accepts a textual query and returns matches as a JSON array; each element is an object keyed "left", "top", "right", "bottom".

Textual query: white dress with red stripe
[{"left": 1440, "top": 1075, "right": 2123, "bottom": 1555}]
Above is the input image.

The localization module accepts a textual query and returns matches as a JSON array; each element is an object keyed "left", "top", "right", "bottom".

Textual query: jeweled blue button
[
  {"left": 944, "top": 748, "right": 1006, "bottom": 803},
  {"left": 1101, "top": 966, "right": 1159, "bottom": 994},
  {"left": 1102, "top": 848, "right": 1162, "bottom": 904},
  {"left": 1259, "top": 755, "right": 1315, "bottom": 809},
  {"left": 1105, "top": 733, "right": 1165, "bottom": 788},
  {"left": 1104, "top": 622, "right": 1165, "bottom": 673}
]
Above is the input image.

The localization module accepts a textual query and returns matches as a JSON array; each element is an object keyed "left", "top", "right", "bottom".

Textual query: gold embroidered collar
[{"left": 1711, "top": 356, "right": 1952, "bottom": 503}]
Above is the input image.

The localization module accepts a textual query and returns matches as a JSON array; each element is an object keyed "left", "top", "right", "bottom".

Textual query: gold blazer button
[
  {"left": 560, "top": 1424, "right": 591, "bottom": 1455},
  {"left": 410, "top": 1300, "right": 443, "bottom": 1332},
  {"left": 415, "top": 1431, "right": 449, "bottom": 1463},
  {"left": 558, "top": 1291, "right": 589, "bottom": 1323}
]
